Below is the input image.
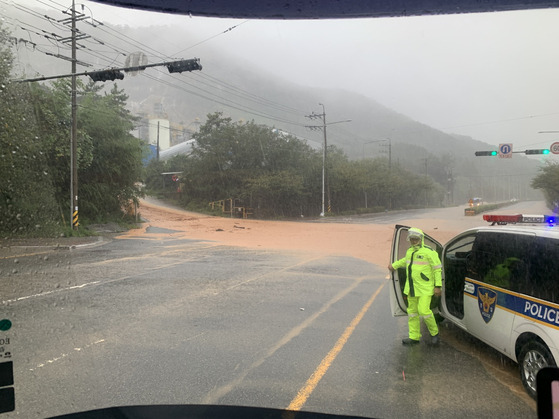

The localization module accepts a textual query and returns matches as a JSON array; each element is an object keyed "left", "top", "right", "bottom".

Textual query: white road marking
[
  {"left": 2, "top": 281, "right": 101, "bottom": 304},
  {"left": 29, "top": 339, "right": 106, "bottom": 371}
]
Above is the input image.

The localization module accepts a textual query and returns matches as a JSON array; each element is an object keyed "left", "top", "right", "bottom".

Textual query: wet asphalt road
[{"left": 0, "top": 221, "right": 537, "bottom": 418}]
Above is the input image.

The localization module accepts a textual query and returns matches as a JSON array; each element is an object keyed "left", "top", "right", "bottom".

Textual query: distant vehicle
[
  {"left": 389, "top": 218, "right": 559, "bottom": 399},
  {"left": 469, "top": 197, "right": 483, "bottom": 207}
]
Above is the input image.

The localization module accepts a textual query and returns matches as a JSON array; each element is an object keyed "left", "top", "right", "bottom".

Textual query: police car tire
[{"left": 518, "top": 340, "right": 556, "bottom": 399}]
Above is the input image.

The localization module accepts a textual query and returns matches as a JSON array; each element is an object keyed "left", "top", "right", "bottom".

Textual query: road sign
[
  {"left": 551, "top": 142, "right": 559, "bottom": 155},
  {"left": 499, "top": 143, "right": 513, "bottom": 158}
]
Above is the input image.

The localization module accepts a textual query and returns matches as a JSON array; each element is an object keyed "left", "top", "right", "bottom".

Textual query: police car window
[
  {"left": 443, "top": 234, "right": 475, "bottom": 319},
  {"left": 469, "top": 232, "right": 532, "bottom": 292},
  {"left": 530, "top": 237, "right": 559, "bottom": 303},
  {"left": 445, "top": 236, "right": 474, "bottom": 256}
]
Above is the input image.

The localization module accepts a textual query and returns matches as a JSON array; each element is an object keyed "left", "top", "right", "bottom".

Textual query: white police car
[{"left": 389, "top": 214, "right": 559, "bottom": 399}]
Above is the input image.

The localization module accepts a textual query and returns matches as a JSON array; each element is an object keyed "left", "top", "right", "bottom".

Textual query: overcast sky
[{"left": 6, "top": 0, "right": 559, "bottom": 151}]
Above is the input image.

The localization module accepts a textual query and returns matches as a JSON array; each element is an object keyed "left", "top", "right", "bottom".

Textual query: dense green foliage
[
  {"left": 0, "top": 24, "right": 144, "bottom": 236},
  {"left": 1, "top": 25, "right": 59, "bottom": 236},
  {"left": 146, "top": 112, "right": 445, "bottom": 218},
  {"left": 78, "top": 84, "right": 144, "bottom": 221},
  {"left": 532, "top": 163, "right": 559, "bottom": 211}
]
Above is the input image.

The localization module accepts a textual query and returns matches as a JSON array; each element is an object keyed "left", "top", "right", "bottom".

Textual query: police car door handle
[{"left": 464, "top": 282, "right": 475, "bottom": 294}]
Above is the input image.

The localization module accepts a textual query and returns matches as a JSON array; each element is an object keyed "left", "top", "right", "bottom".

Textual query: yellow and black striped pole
[{"left": 73, "top": 208, "right": 79, "bottom": 228}]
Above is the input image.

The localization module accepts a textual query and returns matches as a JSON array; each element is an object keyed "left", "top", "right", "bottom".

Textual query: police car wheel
[{"left": 519, "top": 341, "right": 556, "bottom": 399}]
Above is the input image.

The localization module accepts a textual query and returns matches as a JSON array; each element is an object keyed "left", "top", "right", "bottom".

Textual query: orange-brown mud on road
[
  {"left": 122, "top": 199, "right": 471, "bottom": 267},
  {"left": 120, "top": 198, "right": 539, "bottom": 409}
]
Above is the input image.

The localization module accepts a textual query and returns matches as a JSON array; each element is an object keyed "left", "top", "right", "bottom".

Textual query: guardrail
[{"left": 209, "top": 198, "right": 253, "bottom": 219}]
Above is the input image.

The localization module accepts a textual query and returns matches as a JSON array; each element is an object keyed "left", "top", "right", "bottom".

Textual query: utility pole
[
  {"left": 70, "top": 0, "right": 78, "bottom": 230},
  {"left": 9, "top": 7, "right": 202, "bottom": 231},
  {"left": 53, "top": 0, "right": 92, "bottom": 230},
  {"left": 305, "top": 105, "right": 351, "bottom": 216},
  {"left": 320, "top": 103, "right": 328, "bottom": 216},
  {"left": 306, "top": 104, "right": 328, "bottom": 216},
  {"left": 363, "top": 138, "right": 392, "bottom": 209},
  {"left": 156, "top": 121, "right": 160, "bottom": 161}
]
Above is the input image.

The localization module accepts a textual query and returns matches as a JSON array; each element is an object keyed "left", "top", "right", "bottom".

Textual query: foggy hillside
[{"left": 5, "top": 6, "right": 545, "bottom": 202}]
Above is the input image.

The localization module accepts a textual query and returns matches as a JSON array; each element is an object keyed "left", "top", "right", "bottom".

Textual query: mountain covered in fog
[{"left": 5, "top": 6, "right": 545, "bottom": 202}]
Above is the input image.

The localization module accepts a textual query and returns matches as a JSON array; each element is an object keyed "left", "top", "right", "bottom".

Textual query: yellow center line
[{"left": 286, "top": 280, "right": 386, "bottom": 412}]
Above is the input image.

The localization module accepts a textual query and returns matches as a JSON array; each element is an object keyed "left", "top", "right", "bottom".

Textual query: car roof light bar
[{"left": 483, "top": 214, "right": 557, "bottom": 226}]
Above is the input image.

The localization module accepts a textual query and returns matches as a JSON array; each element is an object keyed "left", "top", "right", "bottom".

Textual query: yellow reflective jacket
[{"left": 392, "top": 232, "right": 442, "bottom": 297}]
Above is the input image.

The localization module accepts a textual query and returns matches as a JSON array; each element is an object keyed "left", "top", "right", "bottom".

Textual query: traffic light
[
  {"left": 475, "top": 151, "right": 498, "bottom": 156},
  {"left": 88, "top": 70, "right": 125, "bottom": 82},
  {"left": 525, "top": 149, "right": 550, "bottom": 155},
  {"left": 166, "top": 59, "right": 202, "bottom": 74}
]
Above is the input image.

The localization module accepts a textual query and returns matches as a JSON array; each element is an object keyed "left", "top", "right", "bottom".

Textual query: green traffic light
[
  {"left": 526, "top": 149, "right": 551, "bottom": 155},
  {"left": 475, "top": 150, "right": 498, "bottom": 156}
]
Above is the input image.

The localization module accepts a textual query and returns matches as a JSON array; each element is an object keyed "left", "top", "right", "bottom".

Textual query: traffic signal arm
[
  {"left": 525, "top": 149, "right": 550, "bottom": 155},
  {"left": 15, "top": 58, "right": 202, "bottom": 83},
  {"left": 475, "top": 151, "right": 498, "bottom": 156}
]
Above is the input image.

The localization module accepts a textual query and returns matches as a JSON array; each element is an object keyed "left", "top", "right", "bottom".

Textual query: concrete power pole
[
  {"left": 305, "top": 104, "right": 328, "bottom": 216},
  {"left": 71, "top": 0, "right": 78, "bottom": 230},
  {"left": 305, "top": 105, "right": 351, "bottom": 216}
]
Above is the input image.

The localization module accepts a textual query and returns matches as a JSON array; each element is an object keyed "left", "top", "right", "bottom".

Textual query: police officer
[{"left": 388, "top": 227, "right": 442, "bottom": 345}]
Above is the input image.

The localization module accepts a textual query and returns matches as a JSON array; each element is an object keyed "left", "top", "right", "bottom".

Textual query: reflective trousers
[{"left": 407, "top": 295, "right": 439, "bottom": 340}]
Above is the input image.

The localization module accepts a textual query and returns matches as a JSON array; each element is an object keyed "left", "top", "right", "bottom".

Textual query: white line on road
[
  {"left": 2, "top": 281, "right": 102, "bottom": 304},
  {"left": 29, "top": 339, "right": 106, "bottom": 371},
  {"left": 2, "top": 258, "right": 196, "bottom": 305}
]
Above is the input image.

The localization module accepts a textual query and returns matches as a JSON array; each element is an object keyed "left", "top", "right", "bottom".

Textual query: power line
[
  {"left": 192, "top": 72, "right": 307, "bottom": 116},
  {"left": 171, "top": 20, "right": 250, "bottom": 56},
  {"left": 139, "top": 70, "right": 309, "bottom": 128},
  {"left": 6, "top": 2, "right": 313, "bottom": 132},
  {"left": 6, "top": 2, "right": 311, "bottom": 128}
]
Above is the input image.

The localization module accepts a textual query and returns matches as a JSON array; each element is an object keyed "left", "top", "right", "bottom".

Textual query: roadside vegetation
[
  {"left": 144, "top": 112, "right": 445, "bottom": 219},
  {"left": 532, "top": 164, "right": 559, "bottom": 212},
  {"left": 3, "top": 18, "right": 557, "bottom": 238},
  {"left": 0, "top": 23, "right": 144, "bottom": 238}
]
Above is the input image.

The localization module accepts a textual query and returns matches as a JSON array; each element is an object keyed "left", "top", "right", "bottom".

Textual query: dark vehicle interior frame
[{"left": 92, "top": 0, "right": 559, "bottom": 19}]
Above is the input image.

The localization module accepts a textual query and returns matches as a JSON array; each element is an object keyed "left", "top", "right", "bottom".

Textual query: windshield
[{"left": 1, "top": 1, "right": 558, "bottom": 418}]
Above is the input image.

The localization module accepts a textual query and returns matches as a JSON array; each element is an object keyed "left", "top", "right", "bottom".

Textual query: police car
[{"left": 389, "top": 214, "right": 559, "bottom": 399}]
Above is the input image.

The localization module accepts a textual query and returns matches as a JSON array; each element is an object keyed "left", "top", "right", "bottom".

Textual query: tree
[
  {"left": 179, "top": 112, "right": 321, "bottom": 215},
  {"left": 145, "top": 111, "right": 452, "bottom": 218},
  {"left": 28, "top": 79, "right": 93, "bottom": 207},
  {"left": 245, "top": 171, "right": 306, "bottom": 217},
  {"left": 0, "top": 23, "right": 59, "bottom": 236},
  {"left": 77, "top": 83, "right": 144, "bottom": 221},
  {"left": 532, "top": 162, "right": 559, "bottom": 211}
]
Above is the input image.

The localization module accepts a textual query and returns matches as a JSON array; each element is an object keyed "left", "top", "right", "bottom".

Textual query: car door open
[{"left": 388, "top": 224, "right": 443, "bottom": 317}]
